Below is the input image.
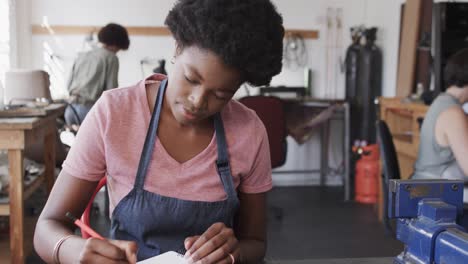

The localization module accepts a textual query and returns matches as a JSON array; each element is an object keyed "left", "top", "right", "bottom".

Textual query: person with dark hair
[
  {"left": 34, "top": 1, "right": 284, "bottom": 263},
  {"left": 64, "top": 23, "right": 130, "bottom": 125},
  {"left": 412, "top": 48, "right": 468, "bottom": 181}
]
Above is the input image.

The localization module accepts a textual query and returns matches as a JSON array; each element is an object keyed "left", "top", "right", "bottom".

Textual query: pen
[{"left": 65, "top": 212, "right": 105, "bottom": 240}]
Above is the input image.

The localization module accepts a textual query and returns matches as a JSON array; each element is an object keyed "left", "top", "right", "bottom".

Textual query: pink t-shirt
[{"left": 62, "top": 74, "right": 272, "bottom": 215}]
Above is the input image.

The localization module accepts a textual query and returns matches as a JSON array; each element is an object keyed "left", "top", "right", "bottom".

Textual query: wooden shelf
[
  {"left": 0, "top": 172, "right": 45, "bottom": 216},
  {"left": 32, "top": 25, "right": 319, "bottom": 39},
  {"left": 393, "top": 133, "right": 413, "bottom": 143},
  {"left": 32, "top": 25, "right": 172, "bottom": 36},
  {"left": 284, "top": 29, "right": 319, "bottom": 39},
  {"left": 386, "top": 108, "right": 414, "bottom": 118},
  {"left": 394, "top": 139, "right": 418, "bottom": 159},
  {"left": 379, "top": 97, "right": 429, "bottom": 179}
]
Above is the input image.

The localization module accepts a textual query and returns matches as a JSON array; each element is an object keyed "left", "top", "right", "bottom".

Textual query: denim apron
[{"left": 109, "top": 79, "right": 240, "bottom": 261}]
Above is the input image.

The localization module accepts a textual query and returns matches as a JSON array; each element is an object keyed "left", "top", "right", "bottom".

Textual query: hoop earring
[{"left": 170, "top": 56, "right": 176, "bottom": 64}]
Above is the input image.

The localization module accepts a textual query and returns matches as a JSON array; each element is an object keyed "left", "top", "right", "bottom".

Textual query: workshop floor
[
  {"left": 265, "top": 186, "right": 402, "bottom": 261},
  {"left": 13, "top": 186, "right": 402, "bottom": 263}
]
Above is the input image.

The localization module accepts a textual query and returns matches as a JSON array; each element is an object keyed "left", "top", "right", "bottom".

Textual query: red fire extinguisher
[{"left": 353, "top": 144, "right": 379, "bottom": 204}]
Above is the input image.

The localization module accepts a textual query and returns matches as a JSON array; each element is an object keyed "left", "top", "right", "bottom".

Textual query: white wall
[
  {"left": 25, "top": 0, "right": 406, "bottom": 98},
  {"left": 29, "top": 0, "right": 179, "bottom": 98},
  {"left": 21, "top": 0, "right": 410, "bottom": 185}
]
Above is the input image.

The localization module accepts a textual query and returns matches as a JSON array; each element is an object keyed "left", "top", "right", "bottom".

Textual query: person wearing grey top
[
  {"left": 65, "top": 23, "right": 130, "bottom": 125},
  {"left": 412, "top": 48, "right": 468, "bottom": 181}
]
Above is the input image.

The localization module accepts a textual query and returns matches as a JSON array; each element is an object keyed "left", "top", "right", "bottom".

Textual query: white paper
[{"left": 137, "top": 251, "right": 188, "bottom": 264}]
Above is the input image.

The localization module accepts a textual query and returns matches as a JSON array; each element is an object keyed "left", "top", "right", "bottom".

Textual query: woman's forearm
[
  {"left": 33, "top": 218, "right": 85, "bottom": 263},
  {"left": 238, "top": 239, "right": 266, "bottom": 264}
]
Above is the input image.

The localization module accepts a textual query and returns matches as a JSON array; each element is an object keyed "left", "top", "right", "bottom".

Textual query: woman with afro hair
[{"left": 34, "top": 0, "right": 284, "bottom": 263}]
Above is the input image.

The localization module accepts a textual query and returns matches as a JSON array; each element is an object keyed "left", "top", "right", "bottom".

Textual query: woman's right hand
[{"left": 77, "top": 238, "right": 138, "bottom": 264}]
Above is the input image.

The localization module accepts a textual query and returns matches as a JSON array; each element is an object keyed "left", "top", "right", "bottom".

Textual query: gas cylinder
[
  {"left": 354, "top": 144, "right": 379, "bottom": 204},
  {"left": 345, "top": 27, "right": 362, "bottom": 100},
  {"left": 346, "top": 27, "right": 363, "bottom": 145},
  {"left": 356, "top": 28, "right": 382, "bottom": 144}
]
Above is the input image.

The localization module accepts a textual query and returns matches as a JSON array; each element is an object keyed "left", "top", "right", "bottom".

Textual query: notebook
[{"left": 137, "top": 251, "right": 188, "bottom": 264}]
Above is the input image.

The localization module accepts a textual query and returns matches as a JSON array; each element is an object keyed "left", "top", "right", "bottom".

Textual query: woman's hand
[
  {"left": 77, "top": 238, "right": 137, "bottom": 264},
  {"left": 184, "top": 222, "right": 239, "bottom": 264}
]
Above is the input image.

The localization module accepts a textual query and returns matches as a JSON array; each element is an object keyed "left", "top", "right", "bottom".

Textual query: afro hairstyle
[
  {"left": 98, "top": 23, "right": 130, "bottom": 50},
  {"left": 165, "top": 0, "right": 284, "bottom": 86}
]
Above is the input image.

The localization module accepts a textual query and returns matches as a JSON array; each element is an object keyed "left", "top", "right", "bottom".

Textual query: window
[{"left": 0, "top": 0, "right": 10, "bottom": 85}]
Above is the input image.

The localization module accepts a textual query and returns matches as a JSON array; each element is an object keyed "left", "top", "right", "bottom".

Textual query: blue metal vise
[{"left": 388, "top": 179, "right": 468, "bottom": 264}]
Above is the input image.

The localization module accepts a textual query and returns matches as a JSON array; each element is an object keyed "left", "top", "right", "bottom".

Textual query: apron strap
[
  {"left": 214, "top": 113, "right": 237, "bottom": 200},
  {"left": 134, "top": 79, "right": 168, "bottom": 190}
]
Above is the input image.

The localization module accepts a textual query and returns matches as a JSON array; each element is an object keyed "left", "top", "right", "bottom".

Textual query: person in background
[
  {"left": 412, "top": 48, "right": 468, "bottom": 181},
  {"left": 64, "top": 23, "right": 130, "bottom": 125},
  {"left": 34, "top": 0, "right": 284, "bottom": 263}
]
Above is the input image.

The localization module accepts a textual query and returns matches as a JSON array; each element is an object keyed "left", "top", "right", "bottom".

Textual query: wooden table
[{"left": 0, "top": 104, "right": 65, "bottom": 263}]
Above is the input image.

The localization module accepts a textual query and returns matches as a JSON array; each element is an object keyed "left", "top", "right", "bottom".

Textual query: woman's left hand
[{"left": 184, "top": 222, "right": 240, "bottom": 264}]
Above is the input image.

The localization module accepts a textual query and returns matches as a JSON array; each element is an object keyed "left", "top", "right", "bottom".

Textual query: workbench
[{"left": 0, "top": 104, "right": 65, "bottom": 263}]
